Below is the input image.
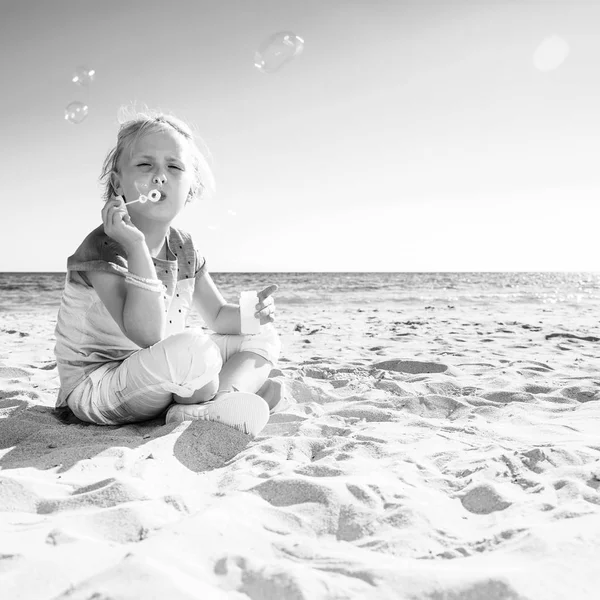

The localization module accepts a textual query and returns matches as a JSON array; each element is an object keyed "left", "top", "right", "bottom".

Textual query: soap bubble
[
  {"left": 254, "top": 31, "right": 304, "bottom": 74},
  {"left": 533, "top": 35, "right": 570, "bottom": 72},
  {"left": 64, "top": 101, "right": 88, "bottom": 124},
  {"left": 135, "top": 179, "right": 152, "bottom": 196},
  {"left": 72, "top": 65, "right": 96, "bottom": 86}
]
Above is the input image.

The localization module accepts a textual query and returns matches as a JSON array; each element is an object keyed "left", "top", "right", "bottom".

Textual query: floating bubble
[
  {"left": 72, "top": 65, "right": 96, "bottom": 86},
  {"left": 134, "top": 180, "right": 151, "bottom": 197},
  {"left": 64, "top": 101, "right": 88, "bottom": 124},
  {"left": 134, "top": 179, "right": 161, "bottom": 201},
  {"left": 533, "top": 35, "right": 570, "bottom": 72},
  {"left": 227, "top": 209, "right": 237, "bottom": 216},
  {"left": 254, "top": 31, "right": 304, "bottom": 74}
]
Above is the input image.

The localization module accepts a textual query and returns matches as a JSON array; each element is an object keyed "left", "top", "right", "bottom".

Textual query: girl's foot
[
  {"left": 165, "top": 392, "right": 269, "bottom": 436},
  {"left": 257, "top": 377, "right": 289, "bottom": 413}
]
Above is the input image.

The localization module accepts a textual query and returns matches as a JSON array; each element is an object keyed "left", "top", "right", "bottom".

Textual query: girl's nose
[{"left": 152, "top": 173, "right": 166, "bottom": 185}]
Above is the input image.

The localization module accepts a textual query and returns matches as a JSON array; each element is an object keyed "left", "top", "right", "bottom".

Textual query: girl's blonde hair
[{"left": 99, "top": 108, "right": 215, "bottom": 203}]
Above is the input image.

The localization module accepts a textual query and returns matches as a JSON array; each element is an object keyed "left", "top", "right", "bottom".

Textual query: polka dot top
[{"left": 54, "top": 225, "right": 206, "bottom": 407}]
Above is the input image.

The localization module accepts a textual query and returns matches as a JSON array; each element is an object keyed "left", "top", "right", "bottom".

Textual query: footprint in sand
[
  {"left": 508, "top": 360, "right": 554, "bottom": 372},
  {"left": 480, "top": 391, "right": 535, "bottom": 404},
  {"left": 251, "top": 477, "right": 334, "bottom": 507},
  {"left": 294, "top": 464, "right": 345, "bottom": 477},
  {"left": 560, "top": 386, "right": 600, "bottom": 403},
  {"left": 0, "top": 366, "right": 32, "bottom": 380},
  {"left": 46, "top": 500, "right": 184, "bottom": 544},
  {"left": 372, "top": 359, "right": 450, "bottom": 374},
  {"left": 459, "top": 481, "right": 514, "bottom": 514},
  {"left": 36, "top": 362, "right": 57, "bottom": 371},
  {"left": 328, "top": 406, "right": 395, "bottom": 422},
  {"left": 215, "top": 554, "right": 325, "bottom": 598},
  {"left": 39, "top": 477, "right": 150, "bottom": 513}
]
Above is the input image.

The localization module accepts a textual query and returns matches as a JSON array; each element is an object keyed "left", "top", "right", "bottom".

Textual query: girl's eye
[{"left": 136, "top": 163, "right": 182, "bottom": 170}]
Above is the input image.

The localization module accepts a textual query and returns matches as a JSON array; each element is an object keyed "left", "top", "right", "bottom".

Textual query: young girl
[{"left": 54, "top": 110, "right": 281, "bottom": 436}]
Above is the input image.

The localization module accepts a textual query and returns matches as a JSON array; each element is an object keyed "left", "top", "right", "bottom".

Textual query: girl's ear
[
  {"left": 110, "top": 170, "right": 122, "bottom": 195},
  {"left": 186, "top": 186, "right": 195, "bottom": 204}
]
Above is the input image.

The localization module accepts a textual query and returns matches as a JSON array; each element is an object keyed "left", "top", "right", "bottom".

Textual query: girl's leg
[
  {"left": 216, "top": 352, "right": 273, "bottom": 396},
  {"left": 175, "top": 324, "right": 282, "bottom": 406},
  {"left": 163, "top": 324, "right": 284, "bottom": 430},
  {"left": 171, "top": 350, "right": 273, "bottom": 408},
  {"left": 216, "top": 352, "right": 286, "bottom": 413},
  {"left": 256, "top": 376, "right": 287, "bottom": 413},
  {"left": 209, "top": 324, "right": 284, "bottom": 410},
  {"left": 173, "top": 377, "right": 219, "bottom": 405},
  {"left": 69, "top": 329, "right": 223, "bottom": 425}
]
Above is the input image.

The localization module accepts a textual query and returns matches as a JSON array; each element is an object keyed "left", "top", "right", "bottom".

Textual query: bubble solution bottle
[{"left": 239, "top": 291, "right": 261, "bottom": 334}]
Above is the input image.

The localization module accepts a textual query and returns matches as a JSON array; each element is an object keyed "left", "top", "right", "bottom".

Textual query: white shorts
[{"left": 67, "top": 324, "right": 281, "bottom": 425}]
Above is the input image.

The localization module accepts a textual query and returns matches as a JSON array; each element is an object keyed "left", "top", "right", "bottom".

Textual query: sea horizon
[
  {"left": 2, "top": 270, "right": 599, "bottom": 275},
  {"left": 1, "top": 271, "right": 599, "bottom": 315}
]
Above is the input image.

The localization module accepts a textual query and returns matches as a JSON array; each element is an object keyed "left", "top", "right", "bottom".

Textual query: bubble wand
[
  {"left": 123, "top": 190, "right": 161, "bottom": 206},
  {"left": 123, "top": 179, "right": 162, "bottom": 206}
]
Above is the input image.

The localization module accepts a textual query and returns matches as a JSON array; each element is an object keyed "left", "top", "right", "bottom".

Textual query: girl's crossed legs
[{"left": 67, "top": 325, "right": 281, "bottom": 425}]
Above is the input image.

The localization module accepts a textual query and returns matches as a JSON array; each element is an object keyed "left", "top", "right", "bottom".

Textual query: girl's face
[{"left": 113, "top": 128, "right": 195, "bottom": 222}]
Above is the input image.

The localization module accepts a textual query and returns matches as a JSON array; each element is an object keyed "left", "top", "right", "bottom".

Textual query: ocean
[{"left": 0, "top": 272, "right": 599, "bottom": 314}]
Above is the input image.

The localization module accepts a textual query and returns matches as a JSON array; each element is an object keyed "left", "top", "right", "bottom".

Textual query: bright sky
[{"left": 1, "top": 0, "right": 599, "bottom": 272}]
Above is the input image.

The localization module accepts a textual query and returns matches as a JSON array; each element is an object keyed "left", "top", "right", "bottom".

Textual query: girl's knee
[
  {"left": 244, "top": 324, "right": 281, "bottom": 366},
  {"left": 164, "top": 329, "right": 219, "bottom": 356},
  {"left": 162, "top": 329, "right": 223, "bottom": 384}
]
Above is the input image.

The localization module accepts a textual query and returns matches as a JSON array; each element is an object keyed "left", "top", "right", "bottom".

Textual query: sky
[{"left": 1, "top": 0, "right": 599, "bottom": 272}]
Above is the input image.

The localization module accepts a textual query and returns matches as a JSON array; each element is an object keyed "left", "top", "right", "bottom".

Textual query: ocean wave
[{"left": 1, "top": 271, "right": 599, "bottom": 313}]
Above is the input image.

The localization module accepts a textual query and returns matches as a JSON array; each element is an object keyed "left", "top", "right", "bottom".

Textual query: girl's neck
[
  {"left": 135, "top": 221, "right": 171, "bottom": 259},
  {"left": 149, "top": 239, "right": 167, "bottom": 259}
]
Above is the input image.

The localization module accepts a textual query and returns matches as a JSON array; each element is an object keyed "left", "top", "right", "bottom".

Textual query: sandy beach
[{"left": 2, "top": 295, "right": 600, "bottom": 599}]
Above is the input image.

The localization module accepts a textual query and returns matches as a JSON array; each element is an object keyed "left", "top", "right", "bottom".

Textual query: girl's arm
[
  {"left": 193, "top": 274, "right": 279, "bottom": 334},
  {"left": 87, "top": 198, "right": 167, "bottom": 348},
  {"left": 88, "top": 240, "right": 167, "bottom": 347},
  {"left": 193, "top": 271, "right": 241, "bottom": 334}
]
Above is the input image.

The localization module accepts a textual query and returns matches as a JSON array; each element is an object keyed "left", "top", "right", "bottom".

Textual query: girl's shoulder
[
  {"left": 168, "top": 227, "right": 206, "bottom": 278},
  {"left": 168, "top": 226, "right": 195, "bottom": 249},
  {"left": 67, "top": 226, "right": 128, "bottom": 276},
  {"left": 168, "top": 226, "right": 202, "bottom": 258}
]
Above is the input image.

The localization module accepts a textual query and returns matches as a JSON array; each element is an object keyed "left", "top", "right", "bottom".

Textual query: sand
[{"left": 1, "top": 299, "right": 600, "bottom": 600}]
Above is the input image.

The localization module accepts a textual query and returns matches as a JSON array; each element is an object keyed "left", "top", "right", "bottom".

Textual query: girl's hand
[
  {"left": 102, "top": 196, "right": 145, "bottom": 250},
  {"left": 256, "top": 284, "right": 278, "bottom": 324}
]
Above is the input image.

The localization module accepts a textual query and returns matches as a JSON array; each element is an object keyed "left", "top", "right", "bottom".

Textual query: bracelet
[
  {"left": 125, "top": 276, "right": 163, "bottom": 293},
  {"left": 126, "top": 272, "right": 162, "bottom": 286}
]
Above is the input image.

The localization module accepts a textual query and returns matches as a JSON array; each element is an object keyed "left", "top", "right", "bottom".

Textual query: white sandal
[{"left": 165, "top": 391, "right": 270, "bottom": 436}]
